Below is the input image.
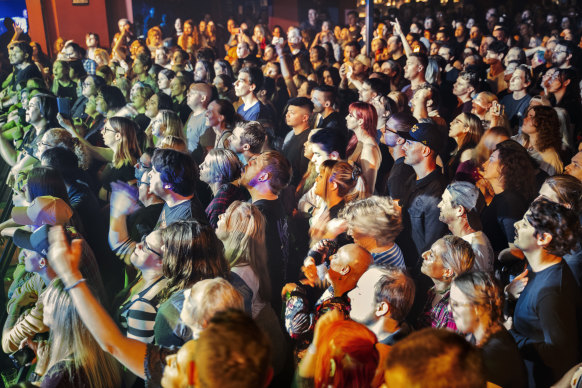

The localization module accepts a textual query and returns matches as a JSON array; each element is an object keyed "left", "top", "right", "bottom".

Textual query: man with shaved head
[{"left": 283, "top": 244, "right": 373, "bottom": 359}]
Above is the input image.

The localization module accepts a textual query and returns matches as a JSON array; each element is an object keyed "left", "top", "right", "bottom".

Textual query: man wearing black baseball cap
[{"left": 398, "top": 121, "right": 449, "bottom": 260}]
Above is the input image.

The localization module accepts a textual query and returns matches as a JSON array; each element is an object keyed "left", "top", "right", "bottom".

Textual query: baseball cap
[
  {"left": 397, "top": 122, "right": 443, "bottom": 152},
  {"left": 13, "top": 225, "right": 50, "bottom": 257},
  {"left": 12, "top": 196, "right": 73, "bottom": 226},
  {"left": 354, "top": 54, "right": 371, "bottom": 68},
  {"left": 446, "top": 181, "right": 485, "bottom": 230}
]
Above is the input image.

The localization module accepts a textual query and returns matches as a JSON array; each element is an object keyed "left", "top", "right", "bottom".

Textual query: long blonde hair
[
  {"left": 217, "top": 201, "right": 271, "bottom": 302},
  {"left": 43, "top": 280, "right": 122, "bottom": 387}
]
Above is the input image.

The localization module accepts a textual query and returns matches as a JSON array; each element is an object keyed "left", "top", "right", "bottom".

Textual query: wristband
[{"left": 64, "top": 278, "right": 86, "bottom": 291}]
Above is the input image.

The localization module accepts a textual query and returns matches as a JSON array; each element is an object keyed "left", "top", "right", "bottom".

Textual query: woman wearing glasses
[
  {"left": 114, "top": 229, "right": 167, "bottom": 345},
  {"left": 450, "top": 271, "right": 527, "bottom": 388}
]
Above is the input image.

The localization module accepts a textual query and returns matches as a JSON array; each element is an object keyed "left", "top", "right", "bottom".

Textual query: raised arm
[{"left": 47, "top": 226, "right": 146, "bottom": 379}]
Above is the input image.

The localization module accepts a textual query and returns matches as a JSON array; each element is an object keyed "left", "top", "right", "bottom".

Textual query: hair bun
[{"left": 351, "top": 164, "right": 362, "bottom": 181}]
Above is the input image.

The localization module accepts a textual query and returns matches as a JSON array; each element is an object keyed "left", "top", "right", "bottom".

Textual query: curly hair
[
  {"left": 495, "top": 140, "right": 536, "bottom": 200},
  {"left": 340, "top": 195, "right": 403, "bottom": 246},
  {"left": 527, "top": 198, "right": 580, "bottom": 257},
  {"left": 524, "top": 105, "right": 561, "bottom": 152}
]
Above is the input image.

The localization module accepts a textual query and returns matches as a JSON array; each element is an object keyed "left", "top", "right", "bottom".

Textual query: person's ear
[
  {"left": 324, "top": 100, "right": 331, "bottom": 108},
  {"left": 563, "top": 79, "right": 571, "bottom": 88},
  {"left": 249, "top": 83, "right": 256, "bottom": 92},
  {"left": 376, "top": 301, "right": 390, "bottom": 318},
  {"left": 330, "top": 181, "right": 338, "bottom": 191},
  {"left": 200, "top": 94, "right": 207, "bottom": 103},
  {"left": 163, "top": 183, "right": 173, "bottom": 190},
  {"left": 242, "top": 143, "right": 250, "bottom": 151},
  {"left": 357, "top": 118, "right": 364, "bottom": 127},
  {"left": 454, "top": 204, "right": 465, "bottom": 217},
  {"left": 302, "top": 114, "right": 310, "bottom": 123},
  {"left": 115, "top": 132, "right": 122, "bottom": 141},
  {"left": 537, "top": 232, "right": 553, "bottom": 248},
  {"left": 330, "top": 151, "right": 340, "bottom": 160},
  {"left": 257, "top": 171, "right": 270, "bottom": 183},
  {"left": 339, "top": 265, "right": 351, "bottom": 276},
  {"left": 421, "top": 145, "right": 432, "bottom": 157},
  {"left": 443, "top": 267, "right": 454, "bottom": 279}
]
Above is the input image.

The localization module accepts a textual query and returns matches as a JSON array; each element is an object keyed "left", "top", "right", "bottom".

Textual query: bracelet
[{"left": 64, "top": 278, "right": 86, "bottom": 291}]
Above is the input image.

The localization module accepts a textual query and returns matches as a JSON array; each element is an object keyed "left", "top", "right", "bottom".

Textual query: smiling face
[{"left": 25, "top": 96, "right": 42, "bottom": 124}]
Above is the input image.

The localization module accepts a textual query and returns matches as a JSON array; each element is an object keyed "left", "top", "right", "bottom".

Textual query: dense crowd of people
[{"left": 0, "top": 3, "right": 582, "bottom": 387}]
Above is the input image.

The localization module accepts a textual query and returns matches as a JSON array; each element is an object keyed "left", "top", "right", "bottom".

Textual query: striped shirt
[
  {"left": 119, "top": 277, "right": 167, "bottom": 343},
  {"left": 371, "top": 244, "right": 405, "bottom": 268}
]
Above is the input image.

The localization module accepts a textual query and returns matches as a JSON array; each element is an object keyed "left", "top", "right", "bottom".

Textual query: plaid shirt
[
  {"left": 204, "top": 183, "right": 249, "bottom": 228},
  {"left": 417, "top": 287, "right": 458, "bottom": 331}
]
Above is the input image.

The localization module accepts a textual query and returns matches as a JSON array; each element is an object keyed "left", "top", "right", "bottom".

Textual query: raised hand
[{"left": 48, "top": 225, "right": 83, "bottom": 286}]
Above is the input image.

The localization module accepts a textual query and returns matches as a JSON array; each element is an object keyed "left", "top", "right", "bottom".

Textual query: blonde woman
[
  {"left": 215, "top": 201, "right": 287, "bottom": 374},
  {"left": 60, "top": 116, "right": 141, "bottom": 201},
  {"left": 147, "top": 109, "right": 185, "bottom": 148},
  {"left": 216, "top": 201, "right": 271, "bottom": 318},
  {"left": 41, "top": 280, "right": 122, "bottom": 387},
  {"left": 446, "top": 112, "right": 484, "bottom": 179}
]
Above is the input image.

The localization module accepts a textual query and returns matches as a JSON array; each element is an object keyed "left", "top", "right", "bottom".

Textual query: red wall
[{"left": 26, "top": 0, "right": 113, "bottom": 57}]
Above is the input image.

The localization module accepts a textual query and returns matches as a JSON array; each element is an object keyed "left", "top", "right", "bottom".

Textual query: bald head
[{"left": 328, "top": 244, "right": 373, "bottom": 294}]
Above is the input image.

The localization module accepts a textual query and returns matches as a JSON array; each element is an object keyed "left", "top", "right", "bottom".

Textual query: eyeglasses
[
  {"left": 102, "top": 126, "right": 118, "bottom": 134},
  {"left": 140, "top": 235, "right": 161, "bottom": 257},
  {"left": 553, "top": 49, "right": 567, "bottom": 54},
  {"left": 137, "top": 180, "right": 150, "bottom": 188},
  {"left": 135, "top": 161, "right": 152, "bottom": 170}
]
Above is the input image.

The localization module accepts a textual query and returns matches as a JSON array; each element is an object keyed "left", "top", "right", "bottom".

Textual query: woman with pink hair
[{"left": 345, "top": 102, "right": 382, "bottom": 195}]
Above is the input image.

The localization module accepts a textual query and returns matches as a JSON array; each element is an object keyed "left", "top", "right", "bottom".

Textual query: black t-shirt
[
  {"left": 481, "top": 328, "right": 528, "bottom": 388},
  {"left": 511, "top": 261, "right": 582, "bottom": 387},
  {"left": 127, "top": 202, "right": 164, "bottom": 242},
  {"left": 100, "top": 162, "right": 136, "bottom": 192},
  {"left": 254, "top": 198, "right": 289, "bottom": 311},
  {"left": 13, "top": 63, "right": 42, "bottom": 90},
  {"left": 282, "top": 129, "right": 311, "bottom": 187},
  {"left": 386, "top": 156, "right": 415, "bottom": 201},
  {"left": 480, "top": 190, "right": 529, "bottom": 254}
]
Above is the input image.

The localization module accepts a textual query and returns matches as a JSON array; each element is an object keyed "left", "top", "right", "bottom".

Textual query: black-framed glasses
[{"left": 140, "top": 235, "right": 161, "bottom": 257}]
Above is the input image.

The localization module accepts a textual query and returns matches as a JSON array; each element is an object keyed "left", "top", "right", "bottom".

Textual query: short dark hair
[
  {"left": 136, "top": 52, "right": 152, "bottom": 70},
  {"left": 313, "top": 84, "right": 336, "bottom": 102},
  {"left": 98, "top": 85, "right": 126, "bottom": 110},
  {"left": 364, "top": 77, "right": 390, "bottom": 97},
  {"left": 557, "top": 39, "right": 576, "bottom": 56},
  {"left": 196, "top": 309, "right": 271, "bottom": 388},
  {"left": 239, "top": 67, "right": 264, "bottom": 91},
  {"left": 385, "top": 328, "right": 486, "bottom": 388},
  {"left": 152, "top": 148, "right": 198, "bottom": 196},
  {"left": 239, "top": 121, "right": 266, "bottom": 153},
  {"left": 373, "top": 266, "right": 415, "bottom": 323},
  {"left": 310, "top": 128, "right": 347, "bottom": 159},
  {"left": 409, "top": 52, "right": 429, "bottom": 71},
  {"left": 487, "top": 40, "right": 508, "bottom": 56},
  {"left": 259, "top": 151, "right": 291, "bottom": 195},
  {"left": 40, "top": 147, "right": 82, "bottom": 185},
  {"left": 527, "top": 198, "right": 580, "bottom": 256},
  {"left": 287, "top": 97, "right": 314, "bottom": 112},
  {"left": 458, "top": 71, "right": 481, "bottom": 91},
  {"left": 9, "top": 41, "right": 32, "bottom": 60}
]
